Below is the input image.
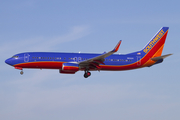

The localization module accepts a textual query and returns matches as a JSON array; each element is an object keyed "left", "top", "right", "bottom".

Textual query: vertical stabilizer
[
  {"left": 140, "top": 27, "right": 169, "bottom": 67},
  {"left": 142, "top": 27, "right": 169, "bottom": 57}
]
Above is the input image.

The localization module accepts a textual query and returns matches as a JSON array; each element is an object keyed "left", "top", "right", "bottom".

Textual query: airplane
[{"left": 5, "top": 27, "right": 172, "bottom": 78}]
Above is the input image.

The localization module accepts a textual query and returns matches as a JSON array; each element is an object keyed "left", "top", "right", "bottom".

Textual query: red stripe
[{"left": 14, "top": 61, "right": 64, "bottom": 69}]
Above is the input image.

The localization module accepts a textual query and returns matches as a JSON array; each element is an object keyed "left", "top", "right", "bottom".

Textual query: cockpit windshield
[{"left": 12, "top": 56, "right": 19, "bottom": 59}]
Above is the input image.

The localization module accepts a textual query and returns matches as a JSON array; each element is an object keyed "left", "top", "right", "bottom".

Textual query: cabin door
[
  {"left": 137, "top": 56, "right": 141, "bottom": 66},
  {"left": 24, "top": 53, "right": 30, "bottom": 62}
]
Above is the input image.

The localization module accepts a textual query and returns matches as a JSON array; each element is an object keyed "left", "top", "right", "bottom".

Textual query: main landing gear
[{"left": 84, "top": 70, "right": 91, "bottom": 78}]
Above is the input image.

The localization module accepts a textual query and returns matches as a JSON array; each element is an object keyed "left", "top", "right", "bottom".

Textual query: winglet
[{"left": 112, "top": 40, "right": 122, "bottom": 52}]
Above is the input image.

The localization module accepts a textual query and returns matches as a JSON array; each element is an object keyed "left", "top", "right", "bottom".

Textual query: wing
[{"left": 79, "top": 40, "right": 122, "bottom": 70}]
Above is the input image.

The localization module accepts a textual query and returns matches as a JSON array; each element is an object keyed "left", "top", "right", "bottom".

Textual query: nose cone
[{"left": 5, "top": 58, "right": 13, "bottom": 66}]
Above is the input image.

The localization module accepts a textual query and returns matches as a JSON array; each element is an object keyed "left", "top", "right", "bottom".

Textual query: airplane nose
[{"left": 5, "top": 58, "right": 12, "bottom": 65}]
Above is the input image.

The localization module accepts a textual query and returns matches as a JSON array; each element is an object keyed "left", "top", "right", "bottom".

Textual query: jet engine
[{"left": 59, "top": 63, "right": 79, "bottom": 74}]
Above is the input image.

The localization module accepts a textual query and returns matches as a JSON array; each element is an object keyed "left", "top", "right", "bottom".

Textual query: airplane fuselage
[
  {"left": 5, "top": 27, "right": 171, "bottom": 78},
  {"left": 6, "top": 52, "right": 143, "bottom": 71}
]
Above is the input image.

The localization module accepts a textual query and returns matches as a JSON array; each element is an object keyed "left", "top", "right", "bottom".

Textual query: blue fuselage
[{"left": 5, "top": 52, "right": 140, "bottom": 70}]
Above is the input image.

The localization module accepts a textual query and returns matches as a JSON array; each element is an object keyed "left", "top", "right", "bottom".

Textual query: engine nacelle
[{"left": 60, "top": 63, "right": 79, "bottom": 74}]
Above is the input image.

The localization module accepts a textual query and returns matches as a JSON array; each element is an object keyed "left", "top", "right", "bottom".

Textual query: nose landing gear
[
  {"left": 84, "top": 70, "right": 91, "bottom": 78},
  {"left": 20, "top": 70, "right": 24, "bottom": 75},
  {"left": 14, "top": 67, "right": 24, "bottom": 75}
]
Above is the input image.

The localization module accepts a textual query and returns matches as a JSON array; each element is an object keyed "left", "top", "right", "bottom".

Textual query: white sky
[{"left": 1, "top": 0, "right": 180, "bottom": 120}]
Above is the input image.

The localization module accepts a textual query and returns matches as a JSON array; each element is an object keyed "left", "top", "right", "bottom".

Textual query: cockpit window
[{"left": 12, "top": 56, "right": 19, "bottom": 59}]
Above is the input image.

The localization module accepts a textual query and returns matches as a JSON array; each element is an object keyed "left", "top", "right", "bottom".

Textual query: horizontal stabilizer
[{"left": 151, "top": 54, "right": 173, "bottom": 61}]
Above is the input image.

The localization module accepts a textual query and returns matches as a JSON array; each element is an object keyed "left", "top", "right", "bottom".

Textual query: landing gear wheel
[
  {"left": 20, "top": 71, "right": 24, "bottom": 75},
  {"left": 84, "top": 73, "right": 88, "bottom": 78},
  {"left": 84, "top": 71, "right": 91, "bottom": 78}
]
